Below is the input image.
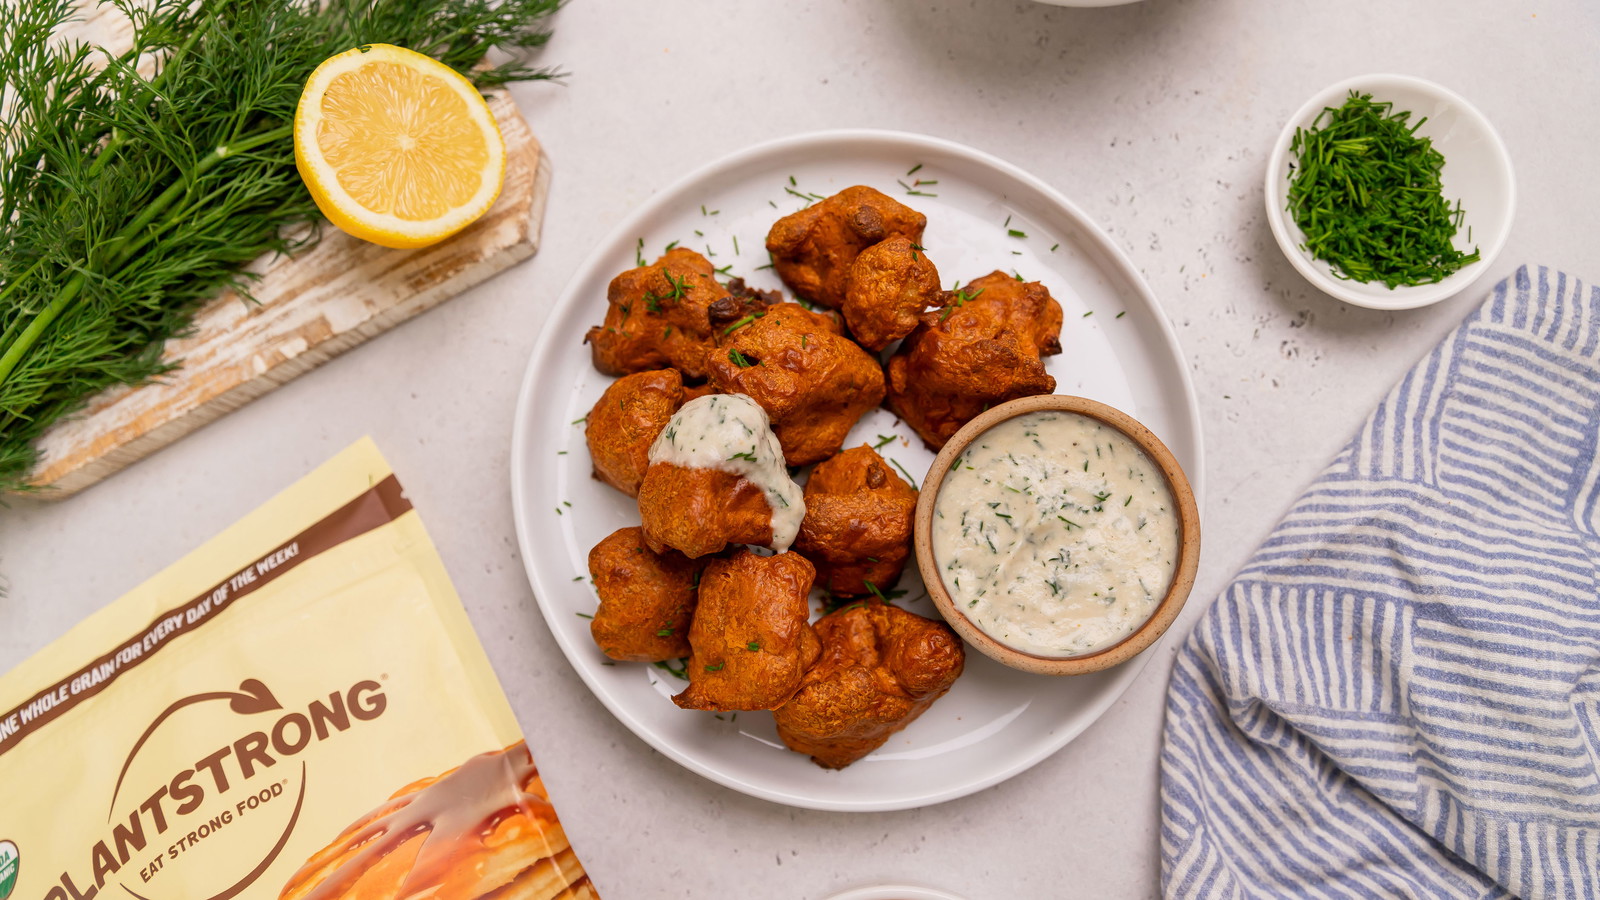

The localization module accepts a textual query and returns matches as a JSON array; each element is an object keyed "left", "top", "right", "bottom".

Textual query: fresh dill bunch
[{"left": 0, "top": 0, "right": 562, "bottom": 491}]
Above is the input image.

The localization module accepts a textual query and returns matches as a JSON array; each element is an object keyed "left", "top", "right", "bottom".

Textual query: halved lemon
[{"left": 294, "top": 44, "right": 505, "bottom": 250}]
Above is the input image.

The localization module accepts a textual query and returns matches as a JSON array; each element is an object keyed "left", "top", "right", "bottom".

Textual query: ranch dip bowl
[{"left": 914, "top": 395, "right": 1200, "bottom": 676}]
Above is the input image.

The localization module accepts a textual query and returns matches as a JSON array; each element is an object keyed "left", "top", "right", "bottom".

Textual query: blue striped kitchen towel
[{"left": 1161, "top": 265, "right": 1600, "bottom": 900}]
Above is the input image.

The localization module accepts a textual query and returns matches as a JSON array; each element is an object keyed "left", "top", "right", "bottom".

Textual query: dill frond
[{"left": 0, "top": 0, "right": 562, "bottom": 491}]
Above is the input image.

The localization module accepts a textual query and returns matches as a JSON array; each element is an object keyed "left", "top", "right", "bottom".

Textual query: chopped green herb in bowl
[
  {"left": 1265, "top": 74, "right": 1515, "bottom": 311},
  {"left": 1287, "top": 92, "right": 1478, "bottom": 288}
]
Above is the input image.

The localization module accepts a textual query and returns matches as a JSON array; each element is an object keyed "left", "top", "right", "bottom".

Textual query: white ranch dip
[
  {"left": 647, "top": 393, "right": 805, "bottom": 552},
  {"left": 931, "top": 410, "right": 1179, "bottom": 657}
]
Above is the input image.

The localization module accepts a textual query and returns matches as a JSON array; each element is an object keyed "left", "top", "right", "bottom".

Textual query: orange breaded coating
[
  {"left": 587, "top": 526, "right": 705, "bottom": 662},
  {"left": 681, "top": 381, "right": 719, "bottom": 403},
  {"left": 765, "top": 186, "right": 927, "bottom": 309},
  {"left": 638, "top": 464, "right": 776, "bottom": 558},
  {"left": 585, "top": 249, "right": 772, "bottom": 379},
  {"left": 673, "top": 550, "right": 821, "bottom": 712},
  {"left": 705, "top": 302, "right": 886, "bottom": 466},
  {"left": 842, "top": 236, "right": 941, "bottom": 351},
  {"left": 584, "top": 369, "right": 684, "bottom": 497},
  {"left": 794, "top": 445, "right": 917, "bottom": 596},
  {"left": 885, "top": 271, "right": 1063, "bottom": 450},
  {"left": 773, "top": 600, "right": 964, "bottom": 769}
]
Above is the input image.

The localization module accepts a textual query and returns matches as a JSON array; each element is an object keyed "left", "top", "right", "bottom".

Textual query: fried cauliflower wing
[
  {"left": 765, "top": 186, "right": 927, "bottom": 309},
  {"left": 638, "top": 464, "right": 777, "bottom": 558},
  {"left": 794, "top": 445, "right": 917, "bottom": 596},
  {"left": 773, "top": 600, "right": 965, "bottom": 769},
  {"left": 673, "top": 550, "right": 821, "bottom": 712},
  {"left": 636, "top": 394, "right": 804, "bottom": 558},
  {"left": 584, "top": 369, "right": 685, "bottom": 497},
  {"left": 587, "top": 526, "right": 704, "bottom": 662},
  {"left": 885, "top": 271, "right": 1063, "bottom": 450},
  {"left": 705, "top": 302, "right": 886, "bottom": 466},
  {"left": 842, "top": 236, "right": 941, "bottom": 351},
  {"left": 585, "top": 249, "right": 772, "bottom": 379}
]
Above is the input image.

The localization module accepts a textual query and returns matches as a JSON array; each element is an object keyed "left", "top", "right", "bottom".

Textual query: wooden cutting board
[{"left": 21, "top": 5, "right": 550, "bottom": 499}]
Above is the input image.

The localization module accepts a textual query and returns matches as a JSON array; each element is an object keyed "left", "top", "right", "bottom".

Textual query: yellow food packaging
[{"left": 0, "top": 439, "right": 596, "bottom": 900}]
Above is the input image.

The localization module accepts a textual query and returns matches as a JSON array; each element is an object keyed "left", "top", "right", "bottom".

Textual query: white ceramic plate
[
  {"left": 821, "top": 886, "right": 969, "bottom": 900},
  {"left": 509, "top": 130, "right": 1203, "bottom": 811},
  {"left": 1264, "top": 73, "right": 1515, "bottom": 311}
]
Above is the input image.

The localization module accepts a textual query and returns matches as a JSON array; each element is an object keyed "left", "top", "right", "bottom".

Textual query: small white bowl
[
  {"left": 821, "top": 886, "right": 970, "bottom": 900},
  {"left": 1264, "top": 74, "right": 1515, "bottom": 311}
]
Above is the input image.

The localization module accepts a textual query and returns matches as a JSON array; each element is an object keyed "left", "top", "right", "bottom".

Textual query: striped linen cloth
[{"left": 1161, "top": 266, "right": 1600, "bottom": 900}]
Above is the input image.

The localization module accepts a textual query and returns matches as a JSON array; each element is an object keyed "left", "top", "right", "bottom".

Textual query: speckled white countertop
[{"left": 4, "top": 1, "right": 1598, "bottom": 897}]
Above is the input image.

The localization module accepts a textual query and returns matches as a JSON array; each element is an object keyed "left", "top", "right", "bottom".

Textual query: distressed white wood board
[
  {"left": 22, "top": 5, "right": 551, "bottom": 498},
  {"left": 509, "top": 130, "right": 1204, "bottom": 811}
]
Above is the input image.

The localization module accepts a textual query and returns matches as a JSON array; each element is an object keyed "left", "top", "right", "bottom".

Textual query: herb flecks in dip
[
  {"left": 931, "top": 411, "right": 1178, "bottom": 657},
  {"left": 648, "top": 393, "right": 805, "bottom": 552}
]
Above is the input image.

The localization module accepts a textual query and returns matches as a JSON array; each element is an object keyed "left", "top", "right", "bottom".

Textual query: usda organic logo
[{"left": 0, "top": 840, "right": 16, "bottom": 900}]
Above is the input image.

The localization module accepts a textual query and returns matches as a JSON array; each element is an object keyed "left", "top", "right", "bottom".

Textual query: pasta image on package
[{"left": 0, "top": 439, "right": 597, "bottom": 900}]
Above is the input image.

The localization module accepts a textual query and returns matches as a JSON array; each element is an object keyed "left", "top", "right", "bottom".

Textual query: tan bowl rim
[{"left": 913, "top": 394, "right": 1202, "bottom": 676}]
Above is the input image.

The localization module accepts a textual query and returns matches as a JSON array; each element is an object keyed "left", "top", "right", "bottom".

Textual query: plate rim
[{"left": 509, "top": 127, "right": 1205, "bottom": 811}]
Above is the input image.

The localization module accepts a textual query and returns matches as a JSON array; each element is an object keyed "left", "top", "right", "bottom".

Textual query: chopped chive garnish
[
  {"left": 1286, "top": 91, "right": 1479, "bottom": 287},
  {"left": 1008, "top": 229, "right": 1027, "bottom": 238},
  {"left": 907, "top": 163, "right": 923, "bottom": 176},
  {"left": 722, "top": 312, "right": 766, "bottom": 335},
  {"left": 889, "top": 457, "right": 917, "bottom": 484}
]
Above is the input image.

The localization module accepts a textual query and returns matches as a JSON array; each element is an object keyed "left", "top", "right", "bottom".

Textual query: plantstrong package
[{"left": 0, "top": 439, "right": 597, "bottom": 900}]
